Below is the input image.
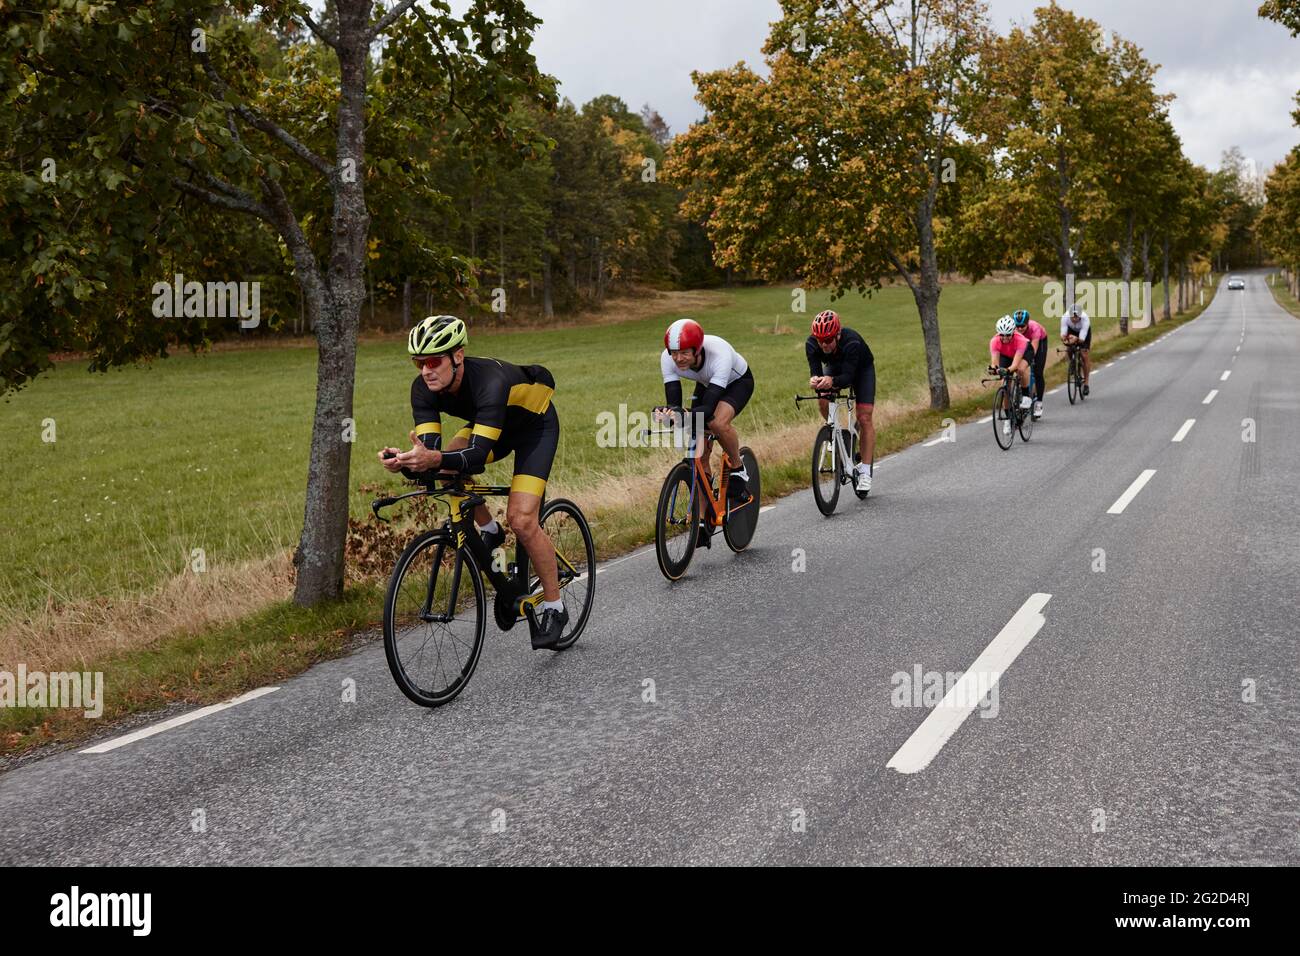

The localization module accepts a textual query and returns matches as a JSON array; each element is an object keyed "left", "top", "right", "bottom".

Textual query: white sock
[
  {"left": 478, "top": 519, "right": 500, "bottom": 535},
  {"left": 541, "top": 598, "right": 564, "bottom": 613}
]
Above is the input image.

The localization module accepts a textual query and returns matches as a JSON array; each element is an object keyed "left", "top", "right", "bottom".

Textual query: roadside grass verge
[
  {"left": 1266, "top": 272, "right": 1300, "bottom": 319},
  {"left": 0, "top": 277, "right": 1217, "bottom": 756}
]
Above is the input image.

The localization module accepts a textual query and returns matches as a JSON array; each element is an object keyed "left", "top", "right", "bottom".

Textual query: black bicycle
[
  {"left": 983, "top": 366, "right": 1034, "bottom": 450},
  {"left": 371, "top": 477, "right": 595, "bottom": 707},
  {"left": 1058, "top": 345, "right": 1087, "bottom": 404},
  {"left": 796, "top": 389, "right": 871, "bottom": 516}
]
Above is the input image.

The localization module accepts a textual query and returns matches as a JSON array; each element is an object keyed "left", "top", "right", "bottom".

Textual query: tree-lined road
[{"left": 2, "top": 276, "right": 1296, "bottom": 865}]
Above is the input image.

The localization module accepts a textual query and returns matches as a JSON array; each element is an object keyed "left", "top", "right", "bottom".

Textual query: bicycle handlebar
[
  {"left": 794, "top": 391, "right": 845, "bottom": 404},
  {"left": 370, "top": 473, "right": 490, "bottom": 522}
]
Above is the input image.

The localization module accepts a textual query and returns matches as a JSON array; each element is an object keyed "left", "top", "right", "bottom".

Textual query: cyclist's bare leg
[
  {"left": 856, "top": 402, "right": 876, "bottom": 467},
  {"left": 707, "top": 401, "right": 743, "bottom": 471},
  {"left": 507, "top": 490, "right": 559, "bottom": 602}
]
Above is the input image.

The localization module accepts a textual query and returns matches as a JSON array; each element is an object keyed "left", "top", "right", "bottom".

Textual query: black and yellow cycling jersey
[{"left": 411, "top": 357, "right": 559, "bottom": 497}]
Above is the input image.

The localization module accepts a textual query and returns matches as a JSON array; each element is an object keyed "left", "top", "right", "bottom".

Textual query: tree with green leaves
[
  {"left": 669, "top": 0, "right": 989, "bottom": 409},
  {"left": 2, "top": 1, "right": 553, "bottom": 606},
  {"left": 963, "top": 5, "right": 1130, "bottom": 284}
]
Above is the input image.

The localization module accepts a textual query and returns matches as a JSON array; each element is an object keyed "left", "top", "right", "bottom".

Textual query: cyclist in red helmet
[
  {"left": 807, "top": 309, "right": 876, "bottom": 492},
  {"left": 655, "top": 318, "right": 755, "bottom": 534}
]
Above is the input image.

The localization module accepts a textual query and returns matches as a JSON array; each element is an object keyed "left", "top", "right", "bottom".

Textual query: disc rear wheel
[{"left": 724, "top": 447, "right": 761, "bottom": 552}]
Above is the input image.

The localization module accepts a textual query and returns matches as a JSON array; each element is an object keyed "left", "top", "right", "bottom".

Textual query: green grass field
[{"left": 0, "top": 277, "right": 1190, "bottom": 626}]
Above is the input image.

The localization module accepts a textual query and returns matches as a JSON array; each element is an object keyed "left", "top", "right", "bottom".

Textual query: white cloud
[{"left": 1162, "top": 67, "right": 1300, "bottom": 169}]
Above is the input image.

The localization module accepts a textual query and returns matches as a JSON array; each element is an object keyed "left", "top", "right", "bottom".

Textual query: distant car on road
[{"left": 1227, "top": 276, "right": 1245, "bottom": 290}]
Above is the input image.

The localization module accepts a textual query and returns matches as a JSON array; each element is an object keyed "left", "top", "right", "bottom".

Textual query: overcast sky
[{"left": 513, "top": 0, "right": 1300, "bottom": 173}]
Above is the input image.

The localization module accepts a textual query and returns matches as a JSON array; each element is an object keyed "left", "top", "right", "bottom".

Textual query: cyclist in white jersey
[
  {"left": 654, "top": 318, "right": 755, "bottom": 502},
  {"left": 1060, "top": 304, "right": 1092, "bottom": 396}
]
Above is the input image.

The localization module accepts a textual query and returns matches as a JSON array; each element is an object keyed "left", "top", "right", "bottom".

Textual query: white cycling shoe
[
  {"left": 855, "top": 465, "right": 872, "bottom": 493},
  {"left": 1019, "top": 395, "right": 1033, "bottom": 410},
  {"left": 1033, "top": 401, "right": 1043, "bottom": 420}
]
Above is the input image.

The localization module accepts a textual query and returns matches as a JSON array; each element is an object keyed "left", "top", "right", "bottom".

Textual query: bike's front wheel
[
  {"left": 655, "top": 461, "right": 700, "bottom": 581},
  {"left": 993, "top": 385, "right": 1015, "bottom": 450},
  {"left": 1067, "top": 358, "right": 1079, "bottom": 404},
  {"left": 383, "top": 531, "right": 487, "bottom": 707},
  {"left": 534, "top": 498, "right": 596, "bottom": 650},
  {"left": 811, "top": 424, "right": 840, "bottom": 516},
  {"left": 724, "top": 447, "right": 761, "bottom": 553}
]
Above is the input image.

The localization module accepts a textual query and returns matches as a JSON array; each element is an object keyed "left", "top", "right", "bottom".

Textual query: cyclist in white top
[
  {"left": 1060, "top": 304, "right": 1092, "bottom": 396},
  {"left": 654, "top": 318, "right": 755, "bottom": 501}
]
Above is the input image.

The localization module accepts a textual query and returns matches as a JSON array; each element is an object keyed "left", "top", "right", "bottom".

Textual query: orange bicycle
[{"left": 648, "top": 405, "right": 761, "bottom": 581}]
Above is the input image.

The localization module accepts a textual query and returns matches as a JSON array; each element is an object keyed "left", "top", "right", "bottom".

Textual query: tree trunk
[
  {"left": 913, "top": 197, "right": 950, "bottom": 409},
  {"left": 1117, "top": 209, "right": 1135, "bottom": 334},
  {"left": 596, "top": 237, "right": 605, "bottom": 302},
  {"left": 1055, "top": 143, "right": 1075, "bottom": 280},
  {"left": 1161, "top": 236, "right": 1171, "bottom": 322},
  {"left": 402, "top": 277, "right": 411, "bottom": 327},
  {"left": 542, "top": 247, "right": 554, "bottom": 320},
  {"left": 292, "top": 9, "right": 370, "bottom": 607},
  {"left": 1140, "top": 230, "right": 1153, "bottom": 325}
]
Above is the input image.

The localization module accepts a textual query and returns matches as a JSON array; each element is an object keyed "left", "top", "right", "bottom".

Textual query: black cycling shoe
[
  {"left": 1082, "top": 383, "right": 1091, "bottom": 396},
  {"left": 532, "top": 606, "right": 568, "bottom": 650},
  {"left": 696, "top": 521, "right": 712, "bottom": 548},
  {"left": 727, "top": 468, "right": 750, "bottom": 501},
  {"left": 479, "top": 523, "right": 507, "bottom": 556}
]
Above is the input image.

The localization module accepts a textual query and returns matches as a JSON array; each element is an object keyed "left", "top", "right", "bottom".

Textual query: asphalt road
[{"left": 3, "top": 273, "right": 1297, "bottom": 865}]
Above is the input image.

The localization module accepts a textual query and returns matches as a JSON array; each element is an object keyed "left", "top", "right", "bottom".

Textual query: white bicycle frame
[{"left": 815, "top": 392, "right": 859, "bottom": 481}]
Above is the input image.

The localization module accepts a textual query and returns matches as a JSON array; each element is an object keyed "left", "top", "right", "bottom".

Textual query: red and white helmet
[
  {"left": 664, "top": 318, "right": 704, "bottom": 351},
  {"left": 811, "top": 309, "right": 841, "bottom": 340}
]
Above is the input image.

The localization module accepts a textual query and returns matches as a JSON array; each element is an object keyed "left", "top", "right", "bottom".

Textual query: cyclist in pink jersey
[
  {"left": 1012, "top": 309, "right": 1047, "bottom": 420},
  {"left": 988, "top": 315, "right": 1034, "bottom": 432}
]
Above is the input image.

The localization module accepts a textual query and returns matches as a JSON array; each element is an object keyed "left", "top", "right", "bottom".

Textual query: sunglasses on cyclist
[{"left": 411, "top": 354, "right": 449, "bottom": 370}]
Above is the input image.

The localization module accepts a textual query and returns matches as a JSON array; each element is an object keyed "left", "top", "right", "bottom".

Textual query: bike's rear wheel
[
  {"left": 383, "top": 531, "right": 486, "bottom": 707},
  {"left": 655, "top": 461, "right": 699, "bottom": 581},
  {"left": 724, "top": 447, "right": 761, "bottom": 552},
  {"left": 1077, "top": 365, "right": 1087, "bottom": 402},
  {"left": 1019, "top": 407, "right": 1034, "bottom": 441},
  {"left": 811, "top": 424, "right": 840, "bottom": 516},
  {"left": 993, "top": 385, "right": 1015, "bottom": 450},
  {"left": 533, "top": 498, "right": 595, "bottom": 650},
  {"left": 1018, "top": 389, "right": 1035, "bottom": 442}
]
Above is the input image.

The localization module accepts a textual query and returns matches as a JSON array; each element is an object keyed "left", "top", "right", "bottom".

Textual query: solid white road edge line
[
  {"left": 1107, "top": 469, "right": 1157, "bottom": 515},
  {"left": 886, "top": 593, "right": 1052, "bottom": 774},
  {"left": 1171, "top": 419, "right": 1196, "bottom": 443},
  {"left": 81, "top": 687, "right": 281, "bottom": 755}
]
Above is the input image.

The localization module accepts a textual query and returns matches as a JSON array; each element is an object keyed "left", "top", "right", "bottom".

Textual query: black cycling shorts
[
  {"left": 448, "top": 404, "right": 559, "bottom": 498},
  {"left": 715, "top": 368, "right": 755, "bottom": 417},
  {"left": 852, "top": 361, "right": 877, "bottom": 405}
]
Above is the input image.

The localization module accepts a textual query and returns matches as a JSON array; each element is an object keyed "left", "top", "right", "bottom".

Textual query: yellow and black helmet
[{"left": 408, "top": 315, "right": 467, "bottom": 356}]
